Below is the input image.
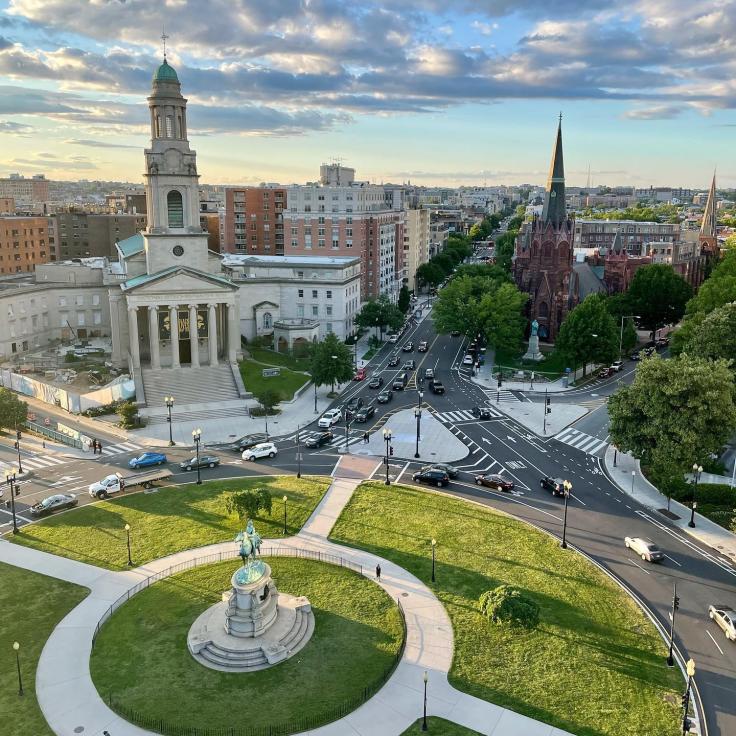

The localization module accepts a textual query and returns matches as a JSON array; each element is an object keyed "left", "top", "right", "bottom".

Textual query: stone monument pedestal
[
  {"left": 187, "top": 561, "right": 314, "bottom": 672},
  {"left": 523, "top": 334, "right": 544, "bottom": 362}
]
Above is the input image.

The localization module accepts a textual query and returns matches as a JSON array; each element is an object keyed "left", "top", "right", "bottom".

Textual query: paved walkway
[
  {"left": 603, "top": 446, "right": 736, "bottom": 563},
  {"left": 2, "top": 476, "right": 573, "bottom": 736}
]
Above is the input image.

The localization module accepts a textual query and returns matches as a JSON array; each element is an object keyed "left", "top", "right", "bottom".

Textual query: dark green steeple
[{"left": 541, "top": 115, "right": 566, "bottom": 228}]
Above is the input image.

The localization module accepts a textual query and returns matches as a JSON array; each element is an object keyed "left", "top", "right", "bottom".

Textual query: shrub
[
  {"left": 116, "top": 400, "right": 139, "bottom": 429},
  {"left": 696, "top": 483, "right": 736, "bottom": 506},
  {"left": 479, "top": 585, "right": 540, "bottom": 628}
]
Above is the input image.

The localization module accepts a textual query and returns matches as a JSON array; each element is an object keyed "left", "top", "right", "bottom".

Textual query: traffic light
[
  {"left": 673, "top": 593, "right": 680, "bottom": 611},
  {"left": 681, "top": 693, "right": 689, "bottom": 710},
  {"left": 497, "top": 376, "right": 502, "bottom": 389},
  {"left": 13, "top": 441, "right": 18, "bottom": 450},
  {"left": 545, "top": 396, "right": 551, "bottom": 415},
  {"left": 15, "top": 486, "right": 20, "bottom": 496},
  {"left": 389, "top": 446, "right": 394, "bottom": 456},
  {"left": 16, "top": 430, "right": 21, "bottom": 440}
]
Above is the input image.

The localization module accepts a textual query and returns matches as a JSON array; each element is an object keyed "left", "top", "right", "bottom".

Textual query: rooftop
[
  {"left": 221, "top": 254, "right": 360, "bottom": 267},
  {"left": 153, "top": 59, "right": 179, "bottom": 83}
]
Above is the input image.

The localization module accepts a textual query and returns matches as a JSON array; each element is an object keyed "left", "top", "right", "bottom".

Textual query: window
[
  {"left": 262, "top": 312, "right": 272, "bottom": 329},
  {"left": 326, "top": 290, "right": 332, "bottom": 299},
  {"left": 165, "top": 115, "right": 173, "bottom": 137},
  {"left": 77, "top": 312, "right": 86, "bottom": 327},
  {"left": 297, "top": 271, "right": 304, "bottom": 279},
  {"left": 326, "top": 305, "right": 333, "bottom": 316},
  {"left": 326, "top": 322, "right": 333, "bottom": 333},
  {"left": 297, "top": 305, "right": 304, "bottom": 317},
  {"left": 167, "top": 191, "right": 184, "bottom": 228},
  {"left": 312, "top": 305, "right": 318, "bottom": 316},
  {"left": 76, "top": 295, "right": 84, "bottom": 306},
  {"left": 298, "top": 289, "right": 304, "bottom": 298},
  {"left": 58, "top": 296, "right": 66, "bottom": 307},
  {"left": 93, "top": 311, "right": 102, "bottom": 325},
  {"left": 92, "top": 294, "right": 100, "bottom": 306},
  {"left": 312, "top": 290, "right": 318, "bottom": 298}
]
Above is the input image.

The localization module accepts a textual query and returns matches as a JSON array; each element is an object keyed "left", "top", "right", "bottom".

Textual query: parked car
[
  {"left": 128, "top": 452, "right": 167, "bottom": 469},
  {"left": 318, "top": 408, "right": 342, "bottom": 428},
  {"left": 345, "top": 396, "right": 364, "bottom": 413},
  {"left": 624, "top": 536, "right": 664, "bottom": 562},
  {"left": 412, "top": 468, "right": 450, "bottom": 487},
  {"left": 425, "top": 463, "right": 459, "bottom": 479},
  {"left": 387, "top": 333, "right": 399, "bottom": 343},
  {"left": 708, "top": 605, "right": 736, "bottom": 641},
  {"left": 429, "top": 380, "right": 445, "bottom": 395},
  {"left": 424, "top": 368, "right": 435, "bottom": 380},
  {"left": 29, "top": 493, "right": 78, "bottom": 517},
  {"left": 353, "top": 367, "right": 367, "bottom": 381},
  {"left": 475, "top": 473, "right": 514, "bottom": 491},
  {"left": 305, "top": 431, "right": 334, "bottom": 448},
  {"left": 598, "top": 367, "right": 614, "bottom": 379},
  {"left": 242, "top": 442, "right": 278, "bottom": 461},
  {"left": 450, "top": 330, "right": 461, "bottom": 337},
  {"left": 611, "top": 360, "right": 624, "bottom": 372},
  {"left": 377, "top": 390, "right": 393, "bottom": 404},
  {"left": 418, "top": 341, "right": 429, "bottom": 352},
  {"left": 368, "top": 376, "right": 384, "bottom": 389},
  {"left": 388, "top": 354, "right": 400, "bottom": 367},
  {"left": 472, "top": 406, "right": 493, "bottom": 420},
  {"left": 462, "top": 355, "right": 474, "bottom": 366},
  {"left": 180, "top": 454, "right": 220, "bottom": 471},
  {"left": 656, "top": 336, "right": 670, "bottom": 348},
  {"left": 630, "top": 351, "right": 642, "bottom": 361},
  {"left": 540, "top": 476, "right": 566, "bottom": 496},
  {"left": 402, "top": 360, "right": 416, "bottom": 370},
  {"left": 643, "top": 346, "right": 656, "bottom": 356},
  {"left": 354, "top": 405, "right": 376, "bottom": 423},
  {"left": 402, "top": 342, "right": 414, "bottom": 352},
  {"left": 233, "top": 433, "right": 269, "bottom": 452}
]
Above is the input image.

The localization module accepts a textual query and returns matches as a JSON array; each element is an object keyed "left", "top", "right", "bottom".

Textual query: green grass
[
  {"left": 494, "top": 346, "right": 570, "bottom": 378},
  {"left": 401, "top": 718, "right": 482, "bottom": 735},
  {"left": 239, "top": 358, "right": 310, "bottom": 401},
  {"left": 9, "top": 476, "right": 329, "bottom": 570},
  {"left": 0, "top": 563, "right": 88, "bottom": 736},
  {"left": 248, "top": 347, "right": 311, "bottom": 372},
  {"left": 91, "top": 557, "right": 403, "bottom": 732},
  {"left": 330, "top": 482, "right": 681, "bottom": 736}
]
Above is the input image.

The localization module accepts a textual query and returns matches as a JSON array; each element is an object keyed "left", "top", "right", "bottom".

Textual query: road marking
[
  {"left": 629, "top": 560, "right": 651, "bottom": 575},
  {"left": 395, "top": 462, "right": 411, "bottom": 484},
  {"left": 0, "top": 508, "right": 32, "bottom": 523},
  {"left": 664, "top": 554, "right": 682, "bottom": 567},
  {"left": 706, "top": 630, "right": 724, "bottom": 655}
]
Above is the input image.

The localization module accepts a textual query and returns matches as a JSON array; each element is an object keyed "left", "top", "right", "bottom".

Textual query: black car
[
  {"left": 402, "top": 359, "right": 416, "bottom": 370},
  {"left": 402, "top": 342, "right": 414, "bottom": 352},
  {"left": 388, "top": 354, "right": 400, "bottom": 367},
  {"left": 450, "top": 330, "right": 461, "bottom": 337},
  {"left": 429, "top": 380, "right": 445, "bottom": 395},
  {"left": 630, "top": 351, "right": 642, "bottom": 361},
  {"left": 305, "top": 431, "right": 334, "bottom": 448},
  {"left": 475, "top": 473, "right": 514, "bottom": 491},
  {"left": 30, "top": 493, "right": 78, "bottom": 517},
  {"left": 540, "top": 476, "right": 566, "bottom": 496},
  {"left": 354, "top": 405, "right": 376, "bottom": 423},
  {"left": 346, "top": 396, "right": 364, "bottom": 413},
  {"left": 180, "top": 454, "right": 220, "bottom": 470},
  {"left": 412, "top": 468, "right": 450, "bottom": 487},
  {"left": 424, "top": 463, "right": 459, "bottom": 479},
  {"left": 234, "top": 433, "right": 269, "bottom": 452},
  {"left": 472, "top": 406, "right": 493, "bottom": 420},
  {"left": 368, "top": 376, "right": 384, "bottom": 389},
  {"left": 377, "top": 390, "right": 393, "bottom": 404}
]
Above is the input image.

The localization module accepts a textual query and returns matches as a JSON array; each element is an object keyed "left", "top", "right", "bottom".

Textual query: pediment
[{"left": 123, "top": 266, "right": 237, "bottom": 295}]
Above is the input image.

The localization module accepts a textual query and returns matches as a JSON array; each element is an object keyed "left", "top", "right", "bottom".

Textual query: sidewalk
[
  {"left": 603, "top": 446, "right": 736, "bottom": 563},
  {"left": 3, "top": 474, "right": 573, "bottom": 736}
]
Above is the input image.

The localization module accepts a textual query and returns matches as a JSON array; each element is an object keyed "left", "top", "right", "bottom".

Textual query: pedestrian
[
  {"left": 363, "top": 431, "right": 369, "bottom": 444},
  {"left": 97, "top": 440, "right": 103, "bottom": 454},
  {"left": 376, "top": 564, "right": 381, "bottom": 581}
]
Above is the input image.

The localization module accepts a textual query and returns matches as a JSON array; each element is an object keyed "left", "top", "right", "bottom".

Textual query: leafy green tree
[
  {"left": 468, "top": 222, "right": 484, "bottom": 241},
  {"left": 354, "top": 295, "right": 403, "bottom": 339},
  {"left": 225, "top": 488, "right": 273, "bottom": 522},
  {"left": 433, "top": 276, "right": 488, "bottom": 338},
  {"left": 479, "top": 585, "right": 540, "bottom": 628},
  {"left": 0, "top": 389, "right": 27, "bottom": 433},
  {"left": 254, "top": 388, "right": 280, "bottom": 414},
  {"left": 493, "top": 230, "right": 517, "bottom": 273},
  {"left": 308, "top": 332, "right": 355, "bottom": 391},
  {"left": 398, "top": 285, "right": 411, "bottom": 313},
  {"left": 416, "top": 261, "right": 445, "bottom": 288},
  {"left": 432, "top": 252, "right": 455, "bottom": 276},
  {"left": 608, "top": 354, "right": 736, "bottom": 478},
  {"left": 507, "top": 214, "right": 524, "bottom": 231},
  {"left": 624, "top": 265, "right": 692, "bottom": 335},
  {"left": 555, "top": 293, "right": 618, "bottom": 376},
  {"left": 686, "top": 275, "right": 736, "bottom": 317},
  {"left": 478, "top": 283, "right": 528, "bottom": 354},
  {"left": 116, "top": 400, "right": 138, "bottom": 429},
  {"left": 680, "top": 303, "right": 736, "bottom": 372},
  {"left": 455, "top": 263, "right": 511, "bottom": 283}
]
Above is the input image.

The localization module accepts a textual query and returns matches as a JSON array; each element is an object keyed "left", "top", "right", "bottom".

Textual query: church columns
[
  {"left": 148, "top": 306, "right": 161, "bottom": 370},
  {"left": 128, "top": 307, "right": 140, "bottom": 369},
  {"left": 208, "top": 303, "right": 218, "bottom": 366},
  {"left": 189, "top": 304, "right": 200, "bottom": 368},
  {"left": 227, "top": 302, "right": 238, "bottom": 363},
  {"left": 170, "top": 304, "right": 180, "bottom": 369}
]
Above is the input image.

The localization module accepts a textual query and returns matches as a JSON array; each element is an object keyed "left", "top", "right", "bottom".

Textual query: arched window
[
  {"left": 542, "top": 243, "right": 552, "bottom": 259},
  {"left": 165, "top": 116, "right": 173, "bottom": 137},
  {"left": 177, "top": 114, "right": 183, "bottom": 138},
  {"left": 262, "top": 312, "right": 272, "bottom": 329},
  {"left": 538, "top": 302, "right": 549, "bottom": 319},
  {"left": 167, "top": 191, "right": 184, "bottom": 228},
  {"left": 155, "top": 115, "right": 162, "bottom": 138}
]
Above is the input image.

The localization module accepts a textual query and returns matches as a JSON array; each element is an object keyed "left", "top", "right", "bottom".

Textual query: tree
[
  {"left": 478, "top": 283, "right": 528, "bottom": 354},
  {"left": 309, "top": 332, "right": 355, "bottom": 392},
  {"left": 116, "top": 400, "right": 138, "bottom": 429},
  {"left": 354, "top": 295, "right": 403, "bottom": 339},
  {"left": 254, "top": 388, "right": 280, "bottom": 414},
  {"left": 608, "top": 354, "right": 736, "bottom": 478},
  {"left": 493, "top": 230, "right": 517, "bottom": 273},
  {"left": 455, "top": 263, "right": 511, "bottom": 283},
  {"left": 681, "top": 303, "right": 736, "bottom": 372},
  {"left": 0, "top": 389, "right": 27, "bottom": 433},
  {"left": 432, "top": 275, "right": 488, "bottom": 338},
  {"left": 415, "top": 262, "right": 444, "bottom": 288},
  {"left": 225, "top": 488, "right": 273, "bottom": 522},
  {"left": 432, "top": 252, "right": 455, "bottom": 277},
  {"left": 554, "top": 293, "right": 618, "bottom": 376},
  {"left": 625, "top": 265, "right": 692, "bottom": 336},
  {"left": 398, "top": 284, "right": 411, "bottom": 313},
  {"left": 479, "top": 585, "right": 540, "bottom": 628}
]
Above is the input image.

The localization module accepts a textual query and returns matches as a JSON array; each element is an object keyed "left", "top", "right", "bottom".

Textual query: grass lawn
[
  {"left": 239, "top": 358, "right": 310, "bottom": 402},
  {"left": 401, "top": 718, "right": 482, "bottom": 735},
  {"left": 494, "top": 346, "right": 570, "bottom": 378},
  {"left": 91, "top": 557, "right": 403, "bottom": 732},
  {"left": 0, "top": 563, "right": 88, "bottom": 736},
  {"left": 248, "top": 347, "right": 311, "bottom": 372},
  {"left": 10, "top": 476, "right": 329, "bottom": 570},
  {"left": 330, "top": 482, "right": 681, "bottom": 736}
]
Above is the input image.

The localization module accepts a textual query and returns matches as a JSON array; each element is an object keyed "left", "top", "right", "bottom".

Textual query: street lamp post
[
  {"left": 414, "top": 390, "right": 424, "bottom": 459},
  {"left": 314, "top": 381, "right": 318, "bottom": 414},
  {"left": 124, "top": 523, "right": 132, "bottom": 566},
  {"left": 422, "top": 670, "right": 428, "bottom": 731},
  {"left": 192, "top": 428, "right": 202, "bottom": 485},
  {"left": 667, "top": 581, "right": 679, "bottom": 667},
  {"left": 296, "top": 425, "right": 301, "bottom": 478},
  {"left": 345, "top": 410, "right": 353, "bottom": 454},
  {"left": 689, "top": 464, "right": 702, "bottom": 528},
  {"left": 164, "top": 396, "right": 175, "bottom": 446},
  {"left": 283, "top": 495, "right": 288, "bottom": 535},
  {"left": 431, "top": 538, "right": 436, "bottom": 583},
  {"left": 681, "top": 658, "right": 695, "bottom": 735},
  {"left": 13, "top": 642, "right": 23, "bottom": 696},
  {"left": 14, "top": 425, "right": 23, "bottom": 474},
  {"left": 383, "top": 428, "right": 392, "bottom": 485},
  {"left": 619, "top": 315, "right": 641, "bottom": 357},
  {"left": 4, "top": 470, "right": 19, "bottom": 534},
  {"left": 560, "top": 480, "right": 572, "bottom": 549}
]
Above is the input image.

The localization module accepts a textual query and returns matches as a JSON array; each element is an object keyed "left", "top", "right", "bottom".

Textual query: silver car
[
  {"left": 624, "top": 536, "right": 664, "bottom": 562},
  {"left": 708, "top": 605, "right": 736, "bottom": 641}
]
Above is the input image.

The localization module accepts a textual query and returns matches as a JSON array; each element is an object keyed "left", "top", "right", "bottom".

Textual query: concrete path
[
  {"left": 603, "top": 446, "right": 736, "bottom": 563},
  {"left": 3, "top": 476, "right": 573, "bottom": 736}
]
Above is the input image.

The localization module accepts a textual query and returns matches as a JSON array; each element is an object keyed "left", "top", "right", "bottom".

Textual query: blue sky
[{"left": 0, "top": 0, "right": 733, "bottom": 187}]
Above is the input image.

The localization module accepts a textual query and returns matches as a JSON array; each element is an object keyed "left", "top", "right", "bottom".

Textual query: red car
[
  {"left": 353, "top": 367, "right": 367, "bottom": 381},
  {"left": 475, "top": 473, "right": 514, "bottom": 491},
  {"left": 598, "top": 367, "right": 614, "bottom": 379}
]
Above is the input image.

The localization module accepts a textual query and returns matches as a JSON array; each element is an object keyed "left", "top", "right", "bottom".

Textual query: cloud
[
  {"left": 471, "top": 20, "right": 498, "bottom": 35},
  {"left": 64, "top": 138, "right": 138, "bottom": 149},
  {"left": 623, "top": 104, "right": 683, "bottom": 120},
  {"left": 0, "top": 120, "right": 33, "bottom": 134}
]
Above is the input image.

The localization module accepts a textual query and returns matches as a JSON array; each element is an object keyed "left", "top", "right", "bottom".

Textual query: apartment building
[
  {"left": 223, "top": 186, "right": 286, "bottom": 254},
  {"left": 52, "top": 211, "right": 146, "bottom": 260},
  {"left": 403, "top": 208, "right": 430, "bottom": 291},
  {"left": 0, "top": 216, "right": 55, "bottom": 275},
  {"left": 0, "top": 197, "right": 14, "bottom": 214},
  {"left": 0, "top": 175, "right": 49, "bottom": 206},
  {"left": 573, "top": 219, "right": 680, "bottom": 256}
]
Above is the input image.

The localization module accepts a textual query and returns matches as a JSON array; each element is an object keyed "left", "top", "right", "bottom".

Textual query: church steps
[{"left": 141, "top": 364, "right": 240, "bottom": 407}]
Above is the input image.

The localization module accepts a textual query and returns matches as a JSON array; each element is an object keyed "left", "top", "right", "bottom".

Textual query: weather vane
[{"left": 161, "top": 28, "right": 169, "bottom": 60}]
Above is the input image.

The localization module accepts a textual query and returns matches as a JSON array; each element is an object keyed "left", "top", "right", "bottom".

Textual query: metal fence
[
  {"left": 96, "top": 550, "right": 406, "bottom": 736},
  {"left": 24, "top": 420, "right": 83, "bottom": 449}
]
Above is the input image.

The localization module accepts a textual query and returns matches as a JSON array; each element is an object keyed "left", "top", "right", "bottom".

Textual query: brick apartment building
[
  {"left": 573, "top": 219, "right": 680, "bottom": 256},
  {"left": 0, "top": 216, "right": 55, "bottom": 274},
  {"left": 0, "top": 175, "right": 49, "bottom": 206},
  {"left": 223, "top": 186, "right": 286, "bottom": 254},
  {"left": 52, "top": 211, "right": 146, "bottom": 260},
  {"left": 0, "top": 197, "right": 14, "bottom": 214}
]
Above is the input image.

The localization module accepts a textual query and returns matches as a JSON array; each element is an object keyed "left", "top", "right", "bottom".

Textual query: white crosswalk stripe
[
  {"left": 553, "top": 428, "right": 608, "bottom": 456},
  {"left": 480, "top": 389, "right": 520, "bottom": 403},
  {"left": 434, "top": 406, "right": 503, "bottom": 424},
  {"left": 100, "top": 442, "right": 143, "bottom": 457},
  {"left": 16, "top": 454, "right": 70, "bottom": 471}
]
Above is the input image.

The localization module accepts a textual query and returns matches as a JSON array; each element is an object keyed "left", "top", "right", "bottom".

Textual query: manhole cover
[
  {"left": 74, "top": 728, "right": 84, "bottom": 734},
  {"left": 401, "top": 592, "right": 409, "bottom": 597}
]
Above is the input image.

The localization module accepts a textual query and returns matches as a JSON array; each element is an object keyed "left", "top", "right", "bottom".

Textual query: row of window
[
  {"left": 295, "top": 304, "right": 333, "bottom": 317},
  {"left": 297, "top": 289, "right": 333, "bottom": 299}
]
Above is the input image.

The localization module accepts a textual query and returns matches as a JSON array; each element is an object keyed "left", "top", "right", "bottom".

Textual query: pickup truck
[{"left": 88, "top": 469, "right": 172, "bottom": 499}]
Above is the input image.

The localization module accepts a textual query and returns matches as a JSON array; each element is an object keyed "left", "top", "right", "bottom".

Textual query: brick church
[{"left": 512, "top": 118, "right": 578, "bottom": 340}]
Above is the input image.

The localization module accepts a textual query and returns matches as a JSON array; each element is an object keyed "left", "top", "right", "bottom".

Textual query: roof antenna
[{"left": 161, "top": 27, "right": 169, "bottom": 61}]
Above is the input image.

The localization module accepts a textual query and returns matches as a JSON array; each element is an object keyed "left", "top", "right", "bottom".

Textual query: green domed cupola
[{"left": 153, "top": 59, "right": 179, "bottom": 83}]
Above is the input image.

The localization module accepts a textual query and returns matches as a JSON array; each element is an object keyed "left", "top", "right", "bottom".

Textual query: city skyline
[{"left": 0, "top": 0, "right": 733, "bottom": 187}]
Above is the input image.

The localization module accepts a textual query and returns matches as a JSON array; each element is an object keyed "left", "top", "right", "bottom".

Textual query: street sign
[{"left": 262, "top": 368, "right": 281, "bottom": 377}]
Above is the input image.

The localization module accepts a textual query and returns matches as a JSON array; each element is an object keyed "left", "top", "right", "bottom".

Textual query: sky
[{"left": 0, "top": 0, "right": 733, "bottom": 188}]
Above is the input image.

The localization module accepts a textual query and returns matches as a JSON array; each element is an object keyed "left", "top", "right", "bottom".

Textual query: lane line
[
  {"left": 629, "top": 560, "right": 651, "bottom": 575},
  {"left": 706, "top": 631, "right": 724, "bottom": 656}
]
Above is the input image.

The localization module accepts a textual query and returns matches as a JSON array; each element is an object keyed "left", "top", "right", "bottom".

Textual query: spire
[
  {"left": 611, "top": 229, "right": 624, "bottom": 255},
  {"left": 700, "top": 170, "right": 717, "bottom": 239},
  {"left": 161, "top": 27, "right": 169, "bottom": 61},
  {"left": 541, "top": 114, "right": 566, "bottom": 228}
]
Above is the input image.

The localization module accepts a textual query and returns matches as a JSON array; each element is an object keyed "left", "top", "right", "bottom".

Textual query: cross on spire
[{"left": 161, "top": 28, "right": 169, "bottom": 60}]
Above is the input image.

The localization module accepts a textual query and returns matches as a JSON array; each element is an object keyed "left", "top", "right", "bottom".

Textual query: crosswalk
[
  {"left": 553, "top": 428, "right": 608, "bottom": 456},
  {"left": 9, "top": 454, "right": 69, "bottom": 472},
  {"left": 433, "top": 407, "right": 504, "bottom": 424},
  {"left": 280, "top": 432, "right": 363, "bottom": 450},
  {"left": 99, "top": 441, "right": 143, "bottom": 457},
  {"left": 480, "top": 389, "right": 521, "bottom": 404}
]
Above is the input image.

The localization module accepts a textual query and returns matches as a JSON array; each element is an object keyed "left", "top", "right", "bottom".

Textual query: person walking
[
  {"left": 363, "top": 431, "right": 369, "bottom": 444},
  {"left": 376, "top": 564, "right": 381, "bottom": 581},
  {"left": 97, "top": 440, "right": 103, "bottom": 455}
]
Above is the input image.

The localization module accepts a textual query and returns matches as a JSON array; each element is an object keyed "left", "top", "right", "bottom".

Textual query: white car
[
  {"left": 242, "top": 442, "right": 278, "bottom": 461},
  {"left": 462, "top": 355, "right": 474, "bottom": 366},
  {"left": 318, "top": 408, "right": 342, "bottom": 428},
  {"left": 387, "top": 333, "right": 399, "bottom": 343},
  {"left": 624, "top": 536, "right": 664, "bottom": 562}
]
